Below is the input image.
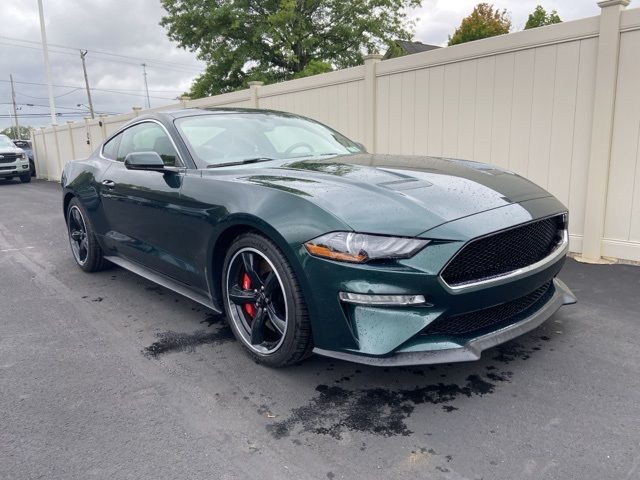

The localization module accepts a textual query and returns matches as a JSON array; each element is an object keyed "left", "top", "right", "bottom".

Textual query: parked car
[
  {"left": 0, "top": 134, "right": 31, "bottom": 183},
  {"left": 12, "top": 139, "right": 36, "bottom": 176},
  {"left": 61, "top": 108, "right": 576, "bottom": 367}
]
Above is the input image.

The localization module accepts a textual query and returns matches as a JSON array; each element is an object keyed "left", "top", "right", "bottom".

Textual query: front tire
[
  {"left": 20, "top": 174, "right": 31, "bottom": 183},
  {"left": 66, "top": 198, "right": 108, "bottom": 272},
  {"left": 221, "top": 233, "right": 312, "bottom": 367}
]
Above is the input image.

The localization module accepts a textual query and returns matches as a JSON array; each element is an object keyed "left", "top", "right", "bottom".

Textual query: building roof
[{"left": 383, "top": 40, "right": 440, "bottom": 60}]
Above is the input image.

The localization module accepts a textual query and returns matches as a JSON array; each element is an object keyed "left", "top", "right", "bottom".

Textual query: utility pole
[
  {"left": 79, "top": 50, "right": 95, "bottom": 119},
  {"left": 9, "top": 74, "right": 20, "bottom": 140},
  {"left": 37, "top": 0, "right": 56, "bottom": 125},
  {"left": 141, "top": 63, "right": 151, "bottom": 109}
]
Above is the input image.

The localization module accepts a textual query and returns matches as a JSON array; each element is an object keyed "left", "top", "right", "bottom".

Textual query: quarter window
[
  {"left": 102, "top": 134, "right": 121, "bottom": 160},
  {"left": 116, "top": 122, "right": 179, "bottom": 166}
]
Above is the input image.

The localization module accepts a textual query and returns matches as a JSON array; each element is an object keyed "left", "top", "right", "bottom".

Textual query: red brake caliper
[{"left": 242, "top": 272, "right": 256, "bottom": 318}]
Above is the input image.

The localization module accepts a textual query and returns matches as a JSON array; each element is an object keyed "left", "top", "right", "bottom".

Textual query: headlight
[
  {"left": 304, "top": 232, "right": 429, "bottom": 263},
  {"left": 19, "top": 153, "right": 27, "bottom": 160}
]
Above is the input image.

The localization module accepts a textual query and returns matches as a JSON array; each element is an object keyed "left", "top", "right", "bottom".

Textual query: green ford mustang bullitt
[{"left": 61, "top": 108, "right": 576, "bottom": 367}]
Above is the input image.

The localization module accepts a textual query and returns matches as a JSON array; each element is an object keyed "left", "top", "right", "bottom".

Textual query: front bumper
[
  {"left": 314, "top": 278, "right": 575, "bottom": 366},
  {"left": 297, "top": 197, "right": 575, "bottom": 366},
  {"left": 0, "top": 162, "right": 30, "bottom": 177}
]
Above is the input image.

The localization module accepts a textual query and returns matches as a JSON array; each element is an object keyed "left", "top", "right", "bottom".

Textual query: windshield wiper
[
  {"left": 207, "top": 157, "right": 276, "bottom": 168},
  {"left": 286, "top": 152, "right": 345, "bottom": 160}
]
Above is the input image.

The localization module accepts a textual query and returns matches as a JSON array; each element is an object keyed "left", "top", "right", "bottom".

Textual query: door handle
[{"left": 102, "top": 179, "right": 115, "bottom": 188}]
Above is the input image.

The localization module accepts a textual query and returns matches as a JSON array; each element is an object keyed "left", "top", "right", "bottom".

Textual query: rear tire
[
  {"left": 221, "top": 232, "right": 313, "bottom": 367},
  {"left": 66, "top": 197, "right": 108, "bottom": 272},
  {"left": 20, "top": 174, "right": 31, "bottom": 183}
]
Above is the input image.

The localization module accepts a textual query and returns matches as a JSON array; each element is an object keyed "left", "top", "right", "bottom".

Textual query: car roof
[{"left": 142, "top": 107, "right": 304, "bottom": 122}]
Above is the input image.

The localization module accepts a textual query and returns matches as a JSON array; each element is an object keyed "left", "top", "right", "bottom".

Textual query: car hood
[
  {"left": 0, "top": 147, "right": 24, "bottom": 155},
  {"left": 212, "top": 154, "right": 553, "bottom": 237}
]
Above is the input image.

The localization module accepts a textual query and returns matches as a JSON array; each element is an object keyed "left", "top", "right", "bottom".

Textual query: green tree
[
  {"left": 524, "top": 5, "right": 561, "bottom": 30},
  {"left": 448, "top": 3, "right": 511, "bottom": 46},
  {"left": 160, "top": 0, "right": 421, "bottom": 98},
  {"left": 1, "top": 125, "right": 31, "bottom": 139}
]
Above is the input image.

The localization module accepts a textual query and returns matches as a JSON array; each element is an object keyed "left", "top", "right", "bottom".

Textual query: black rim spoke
[
  {"left": 266, "top": 304, "right": 286, "bottom": 335},
  {"left": 72, "top": 208, "right": 82, "bottom": 227},
  {"left": 241, "top": 252, "right": 263, "bottom": 287},
  {"left": 250, "top": 307, "right": 267, "bottom": 345},
  {"left": 262, "top": 271, "right": 277, "bottom": 293},
  {"left": 228, "top": 285, "right": 259, "bottom": 305}
]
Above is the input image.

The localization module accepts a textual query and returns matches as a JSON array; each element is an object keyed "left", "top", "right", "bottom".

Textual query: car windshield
[
  {"left": 175, "top": 112, "right": 363, "bottom": 167},
  {"left": 13, "top": 140, "right": 31, "bottom": 149},
  {"left": 0, "top": 135, "right": 15, "bottom": 149}
]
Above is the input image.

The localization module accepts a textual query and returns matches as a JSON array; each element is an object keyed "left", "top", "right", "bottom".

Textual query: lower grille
[
  {"left": 0, "top": 166, "right": 14, "bottom": 171},
  {"left": 422, "top": 281, "right": 554, "bottom": 337},
  {"left": 0, "top": 154, "right": 18, "bottom": 163}
]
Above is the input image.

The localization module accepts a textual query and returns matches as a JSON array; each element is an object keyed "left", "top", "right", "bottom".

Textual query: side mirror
[{"left": 124, "top": 151, "right": 165, "bottom": 171}]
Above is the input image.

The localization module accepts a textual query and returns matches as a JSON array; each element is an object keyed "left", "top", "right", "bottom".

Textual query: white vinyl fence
[{"left": 31, "top": 0, "right": 640, "bottom": 264}]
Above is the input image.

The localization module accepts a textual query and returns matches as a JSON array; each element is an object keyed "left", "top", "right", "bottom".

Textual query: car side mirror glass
[{"left": 124, "top": 151, "right": 165, "bottom": 171}]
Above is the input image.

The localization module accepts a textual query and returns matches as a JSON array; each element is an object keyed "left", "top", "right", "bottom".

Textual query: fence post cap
[
  {"left": 597, "top": 0, "right": 629, "bottom": 7},
  {"left": 363, "top": 53, "right": 383, "bottom": 62},
  {"left": 247, "top": 81, "right": 264, "bottom": 87}
]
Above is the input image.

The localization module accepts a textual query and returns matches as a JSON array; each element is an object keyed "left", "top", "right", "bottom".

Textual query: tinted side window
[
  {"left": 117, "top": 122, "right": 179, "bottom": 166},
  {"left": 102, "top": 134, "right": 122, "bottom": 160}
]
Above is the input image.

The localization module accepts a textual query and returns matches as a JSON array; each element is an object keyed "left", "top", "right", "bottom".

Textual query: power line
[
  {"left": 0, "top": 40, "right": 200, "bottom": 74},
  {"left": 16, "top": 87, "right": 82, "bottom": 99},
  {"left": 0, "top": 35, "right": 203, "bottom": 70},
  {"left": 0, "top": 101, "right": 115, "bottom": 112},
  {"left": 0, "top": 79, "right": 179, "bottom": 100},
  {"left": 0, "top": 112, "right": 119, "bottom": 118},
  {"left": 0, "top": 36, "right": 203, "bottom": 73}
]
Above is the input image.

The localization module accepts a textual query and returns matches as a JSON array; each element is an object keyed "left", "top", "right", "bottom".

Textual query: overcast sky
[{"left": 0, "top": 0, "right": 612, "bottom": 132}]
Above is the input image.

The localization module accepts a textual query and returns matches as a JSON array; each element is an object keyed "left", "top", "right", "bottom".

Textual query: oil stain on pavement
[
  {"left": 268, "top": 334, "right": 552, "bottom": 440},
  {"left": 143, "top": 312, "right": 233, "bottom": 358}
]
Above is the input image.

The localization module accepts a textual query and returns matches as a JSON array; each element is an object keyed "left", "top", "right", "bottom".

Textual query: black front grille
[
  {"left": 0, "top": 165, "right": 14, "bottom": 171},
  {"left": 422, "top": 281, "right": 553, "bottom": 337},
  {"left": 0, "top": 153, "right": 18, "bottom": 163},
  {"left": 441, "top": 215, "right": 564, "bottom": 287}
]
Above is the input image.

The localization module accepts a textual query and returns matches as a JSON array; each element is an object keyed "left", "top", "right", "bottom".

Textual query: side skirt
[{"left": 104, "top": 255, "right": 221, "bottom": 313}]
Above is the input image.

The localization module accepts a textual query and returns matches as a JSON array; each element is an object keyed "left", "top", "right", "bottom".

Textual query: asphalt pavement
[{"left": 1, "top": 179, "right": 639, "bottom": 480}]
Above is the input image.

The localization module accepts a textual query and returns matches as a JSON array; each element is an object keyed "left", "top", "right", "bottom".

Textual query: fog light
[
  {"left": 338, "top": 292, "right": 427, "bottom": 306},
  {"left": 22, "top": 165, "right": 29, "bottom": 169}
]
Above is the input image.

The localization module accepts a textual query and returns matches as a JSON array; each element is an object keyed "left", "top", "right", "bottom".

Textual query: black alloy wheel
[
  {"left": 222, "top": 233, "right": 312, "bottom": 367},
  {"left": 66, "top": 198, "right": 108, "bottom": 272},
  {"left": 68, "top": 205, "right": 89, "bottom": 266}
]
